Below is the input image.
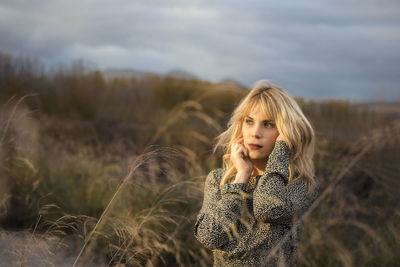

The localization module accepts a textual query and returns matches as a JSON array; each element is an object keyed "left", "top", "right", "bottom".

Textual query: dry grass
[
  {"left": 1, "top": 93, "right": 399, "bottom": 266},
  {"left": 0, "top": 94, "right": 219, "bottom": 266},
  {"left": 0, "top": 53, "right": 399, "bottom": 266}
]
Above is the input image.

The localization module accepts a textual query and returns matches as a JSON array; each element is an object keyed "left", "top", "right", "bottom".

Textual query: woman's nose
[{"left": 251, "top": 125, "right": 262, "bottom": 138}]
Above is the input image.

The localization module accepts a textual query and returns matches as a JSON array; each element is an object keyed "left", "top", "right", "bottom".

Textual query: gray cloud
[{"left": 0, "top": 0, "right": 399, "bottom": 101}]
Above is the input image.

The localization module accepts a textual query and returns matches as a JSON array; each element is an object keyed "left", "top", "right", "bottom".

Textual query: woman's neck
[{"left": 251, "top": 158, "right": 267, "bottom": 176}]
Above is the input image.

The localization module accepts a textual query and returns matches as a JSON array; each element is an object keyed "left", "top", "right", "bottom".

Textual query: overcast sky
[{"left": 1, "top": 0, "right": 399, "bottom": 102}]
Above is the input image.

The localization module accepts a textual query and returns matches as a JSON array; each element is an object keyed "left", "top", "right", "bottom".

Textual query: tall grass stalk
[
  {"left": 0, "top": 94, "right": 38, "bottom": 145},
  {"left": 146, "top": 100, "right": 221, "bottom": 147},
  {"left": 72, "top": 148, "right": 175, "bottom": 267}
]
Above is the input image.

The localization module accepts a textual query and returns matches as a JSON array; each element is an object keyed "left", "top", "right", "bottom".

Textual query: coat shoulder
[{"left": 206, "top": 168, "right": 225, "bottom": 185}]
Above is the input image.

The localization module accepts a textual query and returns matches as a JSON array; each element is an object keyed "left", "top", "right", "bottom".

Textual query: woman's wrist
[{"left": 233, "top": 171, "right": 251, "bottom": 184}]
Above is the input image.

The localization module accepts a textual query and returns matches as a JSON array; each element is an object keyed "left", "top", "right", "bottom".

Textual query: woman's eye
[
  {"left": 245, "top": 119, "right": 253, "bottom": 125},
  {"left": 264, "top": 122, "right": 275, "bottom": 127}
]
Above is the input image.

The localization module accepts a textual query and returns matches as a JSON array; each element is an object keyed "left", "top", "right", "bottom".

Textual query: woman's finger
[
  {"left": 236, "top": 143, "right": 247, "bottom": 154},
  {"left": 244, "top": 149, "right": 249, "bottom": 158},
  {"left": 231, "top": 143, "right": 239, "bottom": 152},
  {"left": 232, "top": 142, "right": 243, "bottom": 151},
  {"left": 236, "top": 145, "right": 247, "bottom": 157},
  {"left": 232, "top": 143, "right": 250, "bottom": 160}
]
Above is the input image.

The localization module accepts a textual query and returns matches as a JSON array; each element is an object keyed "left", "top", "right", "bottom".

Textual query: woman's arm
[
  {"left": 194, "top": 169, "right": 249, "bottom": 251},
  {"left": 253, "top": 140, "right": 318, "bottom": 224}
]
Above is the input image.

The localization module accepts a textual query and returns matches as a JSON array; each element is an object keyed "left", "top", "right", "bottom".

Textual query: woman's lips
[{"left": 249, "top": 144, "right": 262, "bottom": 150}]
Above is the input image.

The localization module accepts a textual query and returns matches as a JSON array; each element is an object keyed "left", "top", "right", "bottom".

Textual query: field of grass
[{"left": 0, "top": 52, "right": 399, "bottom": 266}]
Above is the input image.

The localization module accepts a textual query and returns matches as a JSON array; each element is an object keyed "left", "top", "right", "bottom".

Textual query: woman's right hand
[{"left": 230, "top": 138, "right": 253, "bottom": 182}]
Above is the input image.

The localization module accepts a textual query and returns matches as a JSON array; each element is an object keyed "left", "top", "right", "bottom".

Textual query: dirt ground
[{"left": 0, "top": 231, "right": 106, "bottom": 267}]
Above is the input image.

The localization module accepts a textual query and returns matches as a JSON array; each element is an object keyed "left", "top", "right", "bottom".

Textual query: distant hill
[
  {"left": 218, "top": 78, "right": 246, "bottom": 88},
  {"left": 165, "top": 69, "right": 198, "bottom": 80},
  {"left": 365, "top": 102, "right": 400, "bottom": 115},
  {"left": 102, "top": 68, "right": 249, "bottom": 90},
  {"left": 102, "top": 68, "right": 200, "bottom": 80},
  {"left": 102, "top": 68, "right": 157, "bottom": 79}
]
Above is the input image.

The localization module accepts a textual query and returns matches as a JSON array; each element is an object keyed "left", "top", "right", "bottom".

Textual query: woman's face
[{"left": 241, "top": 104, "right": 279, "bottom": 161}]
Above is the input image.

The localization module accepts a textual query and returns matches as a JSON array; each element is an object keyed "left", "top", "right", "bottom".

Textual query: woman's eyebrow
[{"left": 245, "top": 116, "right": 274, "bottom": 122}]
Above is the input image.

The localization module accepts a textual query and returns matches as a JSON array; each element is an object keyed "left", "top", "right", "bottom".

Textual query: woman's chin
[{"left": 249, "top": 152, "right": 268, "bottom": 161}]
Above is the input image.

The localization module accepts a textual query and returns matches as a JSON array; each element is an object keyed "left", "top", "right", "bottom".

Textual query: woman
[{"left": 194, "top": 80, "right": 319, "bottom": 266}]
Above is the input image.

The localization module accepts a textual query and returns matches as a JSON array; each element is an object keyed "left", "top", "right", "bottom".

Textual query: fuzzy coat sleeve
[
  {"left": 253, "top": 140, "right": 319, "bottom": 225},
  {"left": 193, "top": 169, "right": 248, "bottom": 251}
]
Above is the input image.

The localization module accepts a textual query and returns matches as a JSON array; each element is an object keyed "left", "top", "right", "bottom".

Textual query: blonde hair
[{"left": 213, "top": 80, "right": 316, "bottom": 193}]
